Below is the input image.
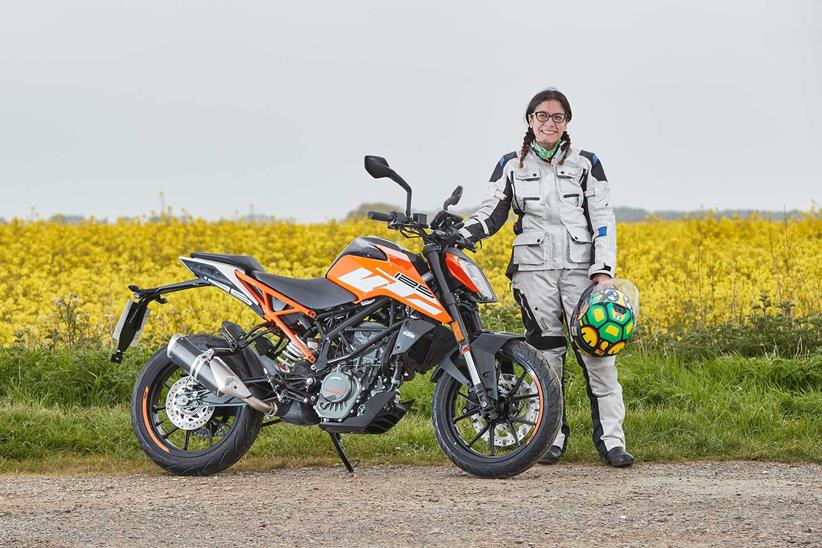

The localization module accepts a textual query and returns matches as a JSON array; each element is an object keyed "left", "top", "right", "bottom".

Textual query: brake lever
[{"left": 386, "top": 211, "right": 407, "bottom": 229}]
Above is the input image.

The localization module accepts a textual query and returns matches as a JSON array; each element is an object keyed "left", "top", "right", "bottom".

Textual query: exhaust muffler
[{"left": 167, "top": 335, "right": 276, "bottom": 415}]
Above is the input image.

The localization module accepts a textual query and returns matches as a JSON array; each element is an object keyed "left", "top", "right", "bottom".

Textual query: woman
[{"left": 459, "top": 88, "right": 633, "bottom": 467}]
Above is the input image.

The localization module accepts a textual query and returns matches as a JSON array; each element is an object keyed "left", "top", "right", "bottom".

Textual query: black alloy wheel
[
  {"left": 432, "top": 340, "right": 562, "bottom": 478},
  {"left": 130, "top": 335, "right": 263, "bottom": 475}
]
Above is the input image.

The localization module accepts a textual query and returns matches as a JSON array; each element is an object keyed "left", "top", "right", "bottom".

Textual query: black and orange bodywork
[
  {"left": 444, "top": 251, "right": 480, "bottom": 294},
  {"left": 233, "top": 236, "right": 456, "bottom": 364},
  {"left": 325, "top": 237, "right": 479, "bottom": 352},
  {"left": 326, "top": 241, "right": 451, "bottom": 324}
]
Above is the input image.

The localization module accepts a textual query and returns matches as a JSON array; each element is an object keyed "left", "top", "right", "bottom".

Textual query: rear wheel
[
  {"left": 432, "top": 340, "right": 562, "bottom": 478},
  {"left": 130, "top": 335, "right": 263, "bottom": 475}
]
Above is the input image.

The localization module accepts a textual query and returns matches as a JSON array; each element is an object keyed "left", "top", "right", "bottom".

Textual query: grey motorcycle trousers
[{"left": 511, "top": 268, "right": 626, "bottom": 455}]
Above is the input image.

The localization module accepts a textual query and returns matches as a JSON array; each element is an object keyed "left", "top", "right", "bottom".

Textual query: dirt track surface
[{"left": 1, "top": 462, "right": 820, "bottom": 547}]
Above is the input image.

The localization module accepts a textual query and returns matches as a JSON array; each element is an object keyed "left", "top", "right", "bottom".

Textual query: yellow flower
[{"left": 0, "top": 211, "right": 818, "bottom": 346}]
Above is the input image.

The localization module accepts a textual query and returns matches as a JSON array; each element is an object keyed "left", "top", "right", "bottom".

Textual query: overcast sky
[{"left": 1, "top": 1, "right": 819, "bottom": 222}]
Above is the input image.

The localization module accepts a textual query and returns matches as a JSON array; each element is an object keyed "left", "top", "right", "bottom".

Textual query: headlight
[{"left": 445, "top": 251, "right": 497, "bottom": 303}]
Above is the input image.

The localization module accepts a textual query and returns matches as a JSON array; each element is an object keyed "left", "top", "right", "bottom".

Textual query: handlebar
[
  {"left": 366, "top": 210, "right": 393, "bottom": 222},
  {"left": 366, "top": 209, "right": 475, "bottom": 252}
]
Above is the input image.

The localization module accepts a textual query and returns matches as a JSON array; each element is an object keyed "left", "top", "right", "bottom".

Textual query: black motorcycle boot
[
  {"left": 539, "top": 445, "right": 564, "bottom": 465},
  {"left": 604, "top": 447, "right": 634, "bottom": 468}
]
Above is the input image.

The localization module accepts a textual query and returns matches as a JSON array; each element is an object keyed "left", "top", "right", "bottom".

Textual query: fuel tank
[{"left": 325, "top": 237, "right": 451, "bottom": 323}]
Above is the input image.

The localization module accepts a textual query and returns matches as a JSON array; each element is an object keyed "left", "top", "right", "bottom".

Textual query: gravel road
[{"left": 1, "top": 462, "right": 819, "bottom": 547}]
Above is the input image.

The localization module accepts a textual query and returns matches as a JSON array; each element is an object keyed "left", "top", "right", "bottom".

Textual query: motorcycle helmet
[{"left": 570, "top": 278, "right": 640, "bottom": 357}]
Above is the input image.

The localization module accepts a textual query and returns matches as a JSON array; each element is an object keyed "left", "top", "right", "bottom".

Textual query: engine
[{"left": 314, "top": 321, "right": 390, "bottom": 421}]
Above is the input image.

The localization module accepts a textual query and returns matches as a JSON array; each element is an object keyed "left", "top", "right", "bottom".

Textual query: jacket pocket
[
  {"left": 561, "top": 190, "right": 581, "bottom": 208},
  {"left": 557, "top": 166, "right": 584, "bottom": 209},
  {"left": 512, "top": 231, "right": 545, "bottom": 266},
  {"left": 512, "top": 170, "right": 541, "bottom": 210},
  {"left": 566, "top": 225, "right": 593, "bottom": 264},
  {"left": 556, "top": 165, "right": 582, "bottom": 179}
]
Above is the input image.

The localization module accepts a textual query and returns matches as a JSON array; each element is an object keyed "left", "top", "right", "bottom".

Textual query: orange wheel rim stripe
[
  {"left": 526, "top": 366, "right": 545, "bottom": 443},
  {"left": 143, "top": 386, "right": 170, "bottom": 453}
]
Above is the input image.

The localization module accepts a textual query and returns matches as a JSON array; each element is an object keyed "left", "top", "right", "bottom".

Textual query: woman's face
[{"left": 528, "top": 99, "right": 568, "bottom": 148}]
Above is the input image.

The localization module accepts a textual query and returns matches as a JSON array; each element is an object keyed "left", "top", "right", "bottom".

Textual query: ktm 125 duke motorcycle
[{"left": 111, "top": 156, "right": 562, "bottom": 478}]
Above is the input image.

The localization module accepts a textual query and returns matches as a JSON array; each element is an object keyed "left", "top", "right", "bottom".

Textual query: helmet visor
[{"left": 612, "top": 278, "right": 640, "bottom": 320}]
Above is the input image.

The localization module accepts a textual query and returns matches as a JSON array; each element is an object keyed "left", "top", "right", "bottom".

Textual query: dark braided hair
[
  {"left": 519, "top": 88, "right": 573, "bottom": 168},
  {"left": 518, "top": 127, "right": 535, "bottom": 168},
  {"left": 557, "top": 130, "right": 571, "bottom": 166}
]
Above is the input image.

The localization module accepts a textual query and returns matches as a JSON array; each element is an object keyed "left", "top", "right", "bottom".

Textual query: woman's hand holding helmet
[{"left": 591, "top": 273, "right": 613, "bottom": 288}]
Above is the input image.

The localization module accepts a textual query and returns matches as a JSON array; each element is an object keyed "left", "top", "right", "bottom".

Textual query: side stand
[{"left": 328, "top": 432, "right": 354, "bottom": 474}]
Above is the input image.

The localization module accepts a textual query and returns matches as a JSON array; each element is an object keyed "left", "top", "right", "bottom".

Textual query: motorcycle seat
[
  {"left": 251, "top": 271, "right": 356, "bottom": 311},
  {"left": 190, "top": 252, "right": 265, "bottom": 273}
]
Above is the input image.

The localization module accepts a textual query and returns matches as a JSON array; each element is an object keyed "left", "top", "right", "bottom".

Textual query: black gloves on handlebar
[
  {"left": 456, "top": 234, "right": 477, "bottom": 252},
  {"left": 441, "top": 225, "right": 476, "bottom": 252}
]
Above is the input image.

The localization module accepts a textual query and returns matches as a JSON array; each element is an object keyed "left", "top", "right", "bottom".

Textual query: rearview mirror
[
  {"left": 363, "top": 155, "right": 413, "bottom": 217},
  {"left": 443, "top": 186, "right": 463, "bottom": 210},
  {"left": 364, "top": 156, "right": 394, "bottom": 180}
]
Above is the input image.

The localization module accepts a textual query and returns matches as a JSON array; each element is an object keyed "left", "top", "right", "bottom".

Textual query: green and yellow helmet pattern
[{"left": 570, "top": 279, "right": 639, "bottom": 357}]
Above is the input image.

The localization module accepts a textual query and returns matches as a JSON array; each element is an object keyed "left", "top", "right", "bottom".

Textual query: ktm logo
[{"left": 337, "top": 267, "right": 445, "bottom": 317}]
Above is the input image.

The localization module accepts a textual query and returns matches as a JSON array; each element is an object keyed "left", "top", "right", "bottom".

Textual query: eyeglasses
[{"left": 530, "top": 111, "right": 568, "bottom": 124}]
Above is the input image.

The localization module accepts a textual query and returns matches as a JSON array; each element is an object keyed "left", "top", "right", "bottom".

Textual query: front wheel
[
  {"left": 130, "top": 335, "right": 263, "bottom": 475},
  {"left": 432, "top": 340, "right": 562, "bottom": 479}
]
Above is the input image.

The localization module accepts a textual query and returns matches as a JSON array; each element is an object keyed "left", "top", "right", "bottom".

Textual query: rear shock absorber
[
  {"left": 275, "top": 338, "right": 319, "bottom": 372},
  {"left": 276, "top": 340, "right": 303, "bottom": 372}
]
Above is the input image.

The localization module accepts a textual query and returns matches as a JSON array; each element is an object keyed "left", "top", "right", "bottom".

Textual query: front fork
[{"left": 424, "top": 245, "right": 497, "bottom": 416}]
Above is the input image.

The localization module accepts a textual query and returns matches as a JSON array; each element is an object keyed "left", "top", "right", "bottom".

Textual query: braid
[
  {"left": 518, "top": 128, "right": 534, "bottom": 168},
  {"left": 557, "top": 130, "right": 571, "bottom": 165}
]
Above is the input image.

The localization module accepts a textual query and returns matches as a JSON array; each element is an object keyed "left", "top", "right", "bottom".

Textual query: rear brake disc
[{"left": 166, "top": 376, "right": 215, "bottom": 431}]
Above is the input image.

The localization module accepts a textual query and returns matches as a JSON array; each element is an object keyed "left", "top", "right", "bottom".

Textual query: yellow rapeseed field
[{"left": 0, "top": 212, "right": 819, "bottom": 347}]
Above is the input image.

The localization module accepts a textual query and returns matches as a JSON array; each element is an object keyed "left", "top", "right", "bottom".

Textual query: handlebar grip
[
  {"left": 462, "top": 240, "right": 477, "bottom": 252},
  {"left": 367, "top": 211, "right": 393, "bottom": 222}
]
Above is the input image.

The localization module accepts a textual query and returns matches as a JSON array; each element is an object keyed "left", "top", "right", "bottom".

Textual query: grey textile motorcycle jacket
[{"left": 460, "top": 146, "right": 617, "bottom": 279}]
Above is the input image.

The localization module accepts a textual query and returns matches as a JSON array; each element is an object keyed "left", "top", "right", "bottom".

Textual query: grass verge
[{"left": 1, "top": 345, "right": 819, "bottom": 474}]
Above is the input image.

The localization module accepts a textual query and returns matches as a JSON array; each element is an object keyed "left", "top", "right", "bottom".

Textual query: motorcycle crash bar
[{"left": 166, "top": 335, "right": 276, "bottom": 415}]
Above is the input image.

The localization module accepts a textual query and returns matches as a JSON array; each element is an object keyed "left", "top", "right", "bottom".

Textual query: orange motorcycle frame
[{"left": 234, "top": 271, "right": 318, "bottom": 363}]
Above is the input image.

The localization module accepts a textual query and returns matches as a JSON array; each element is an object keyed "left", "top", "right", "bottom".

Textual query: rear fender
[{"left": 110, "top": 279, "right": 208, "bottom": 363}]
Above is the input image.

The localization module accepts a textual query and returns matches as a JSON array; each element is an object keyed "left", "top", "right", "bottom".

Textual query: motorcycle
[{"left": 111, "top": 156, "right": 562, "bottom": 478}]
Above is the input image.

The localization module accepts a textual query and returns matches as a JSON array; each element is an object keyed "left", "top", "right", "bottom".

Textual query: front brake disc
[{"left": 469, "top": 373, "right": 540, "bottom": 448}]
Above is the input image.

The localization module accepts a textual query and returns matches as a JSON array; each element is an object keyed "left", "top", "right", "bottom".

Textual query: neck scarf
[{"left": 530, "top": 140, "right": 561, "bottom": 161}]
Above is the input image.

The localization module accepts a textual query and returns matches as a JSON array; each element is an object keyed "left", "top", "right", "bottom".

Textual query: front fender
[{"left": 431, "top": 331, "right": 524, "bottom": 400}]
